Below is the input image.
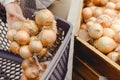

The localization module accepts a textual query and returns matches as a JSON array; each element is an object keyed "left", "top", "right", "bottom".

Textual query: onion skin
[
  {"left": 14, "top": 30, "right": 30, "bottom": 45},
  {"left": 20, "top": 45, "right": 33, "bottom": 59},
  {"left": 6, "top": 29, "right": 17, "bottom": 41},
  {"left": 94, "top": 36, "right": 117, "bottom": 54},
  {"left": 29, "top": 40, "right": 43, "bottom": 53},
  {"left": 35, "top": 9, "right": 54, "bottom": 26},
  {"left": 9, "top": 41, "right": 20, "bottom": 55},
  {"left": 103, "top": 28, "right": 116, "bottom": 38}
]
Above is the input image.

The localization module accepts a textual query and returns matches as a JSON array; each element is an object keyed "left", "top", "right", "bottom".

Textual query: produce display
[
  {"left": 6, "top": 9, "right": 57, "bottom": 80},
  {"left": 77, "top": 0, "right": 120, "bottom": 64}
]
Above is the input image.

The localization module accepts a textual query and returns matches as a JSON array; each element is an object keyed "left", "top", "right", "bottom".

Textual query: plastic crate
[{"left": 0, "top": 12, "right": 72, "bottom": 80}]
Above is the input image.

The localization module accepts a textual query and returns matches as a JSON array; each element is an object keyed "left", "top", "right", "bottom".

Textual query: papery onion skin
[
  {"left": 35, "top": 9, "right": 54, "bottom": 26},
  {"left": 14, "top": 30, "right": 30, "bottom": 45},
  {"left": 88, "top": 23, "right": 103, "bottom": 39},
  {"left": 29, "top": 40, "right": 43, "bottom": 53},
  {"left": 20, "top": 45, "right": 33, "bottom": 59},
  {"left": 94, "top": 36, "right": 117, "bottom": 54},
  {"left": 38, "top": 29, "right": 57, "bottom": 46}
]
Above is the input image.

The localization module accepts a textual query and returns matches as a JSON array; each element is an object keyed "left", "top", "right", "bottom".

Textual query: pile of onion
[
  {"left": 78, "top": 0, "right": 120, "bottom": 64},
  {"left": 6, "top": 9, "right": 57, "bottom": 80}
]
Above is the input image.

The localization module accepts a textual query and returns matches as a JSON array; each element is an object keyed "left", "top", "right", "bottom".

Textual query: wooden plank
[
  {"left": 73, "top": 56, "right": 99, "bottom": 80},
  {"left": 75, "top": 37, "right": 120, "bottom": 80}
]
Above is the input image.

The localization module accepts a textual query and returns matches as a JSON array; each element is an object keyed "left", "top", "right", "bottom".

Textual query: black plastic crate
[{"left": 0, "top": 14, "right": 72, "bottom": 80}]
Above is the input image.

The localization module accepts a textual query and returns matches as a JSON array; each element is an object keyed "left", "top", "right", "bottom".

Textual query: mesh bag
[{"left": 0, "top": 8, "right": 72, "bottom": 80}]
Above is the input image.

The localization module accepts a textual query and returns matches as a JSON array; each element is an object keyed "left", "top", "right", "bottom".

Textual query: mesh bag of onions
[{"left": 6, "top": 8, "right": 58, "bottom": 80}]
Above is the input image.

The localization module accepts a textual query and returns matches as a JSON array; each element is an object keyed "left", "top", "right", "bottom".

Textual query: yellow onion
[
  {"left": 24, "top": 66, "right": 39, "bottom": 79},
  {"left": 80, "top": 23, "right": 87, "bottom": 30},
  {"left": 93, "top": 7, "right": 103, "bottom": 18},
  {"left": 107, "top": 52, "right": 120, "bottom": 62},
  {"left": 34, "top": 71, "right": 44, "bottom": 80},
  {"left": 88, "top": 23, "right": 103, "bottom": 39},
  {"left": 82, "top": 7, "right": 93, "bottom": 20},
  {"left": 29, "top": 40, "right": 43, "bottom": 53},
  {"left": 20, "top": 45, "right": 33, "bottom": 59},
  {"left": 110, "top": 23, "right": 120, "bottom": 33},
  {"left": 114, "top": 32, "right": 120, "bottom": 43},
  {"left": 77, "top": 29, "right": 91, "bottom": 41},
  {"left": 35, "top": 9, "right": 54, "bottom": 26},
  {"left": 14, "top": 30, "right": 30, "bottom": 45},
  {"left": 96, "top": 14, "right": 112, "bottom": 28},
  {"left": 94, "top": 36, "right": 117, "bottom": 54},
  {"left": 12, "top": 21, "right": 22, "bottom": 30},
  {"left": 9, "top": 41, "right": 20, "bottom": 55},
  {"left": 106, "top": 2, "right": 116, "bottom": 9},
  {"left": 21, "top": 58, "right": 36, "bottom": 70},
  {"left": 37, "top": 29, "right": 57, "bottom": 46},
  {"left": 103, "top": 28, "right": 116, "bottom": 38},
  {"left": 20, "top": 19, "right": 39, "bottom": 36},
  {"left": 6, "top": 29, "right": 17, "bottom": 41}
]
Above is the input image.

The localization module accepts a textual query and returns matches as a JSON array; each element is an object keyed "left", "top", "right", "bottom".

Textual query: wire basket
[{"left": 0, "top": 9, "right": 72, "bottom": 80}]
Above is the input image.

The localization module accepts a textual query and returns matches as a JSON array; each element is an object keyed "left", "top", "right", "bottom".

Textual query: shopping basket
[{"left": 0, "top": 8, "right": 73, "bottom": 80}]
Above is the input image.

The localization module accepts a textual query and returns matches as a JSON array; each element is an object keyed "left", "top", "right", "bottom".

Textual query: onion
[
  {"left": 114, "top": 32, "right": 120, "bottom": 43},
  {"left": 24, "top": 66, "right": 39, "bottom": 79},
  {"left": 29, "top": 40, "right": 43, "bottom": 53},
  {"left": 114, "top": 44, "right": 120, "bottom": 52},
  {"left": 77, "top": 29, "right": 91, "bottom": 41},
  {"left": 115, "top": 2, "right": 120, "bottom": 11},
  {"left": 80, "top": 23, "right": 87, "bottom": 30},
  {"left": 20, "top": 45, "right": 33, "bottom": 59},
  {"left": 21, "top": 59, "right": 36, "bottom": 70},
  {"left": 99, "top": 0, "right": 108, "bottom": 6},
  {"left": 86, "top": 21, "right": 94, "bottom": 29},
  {"left": 107, "top": 52, "right": 120, "bottom": 62},
  {"left": 93, "top": 36, "right": 117, "bottom": 54},
  {"left": 93, "top": 7, "right": 103, "bottom": 18},
  {"left": 88, "top": 23, "right": 103, "bottom": 39},
  {"left": 103, "top": 9, "right": 117, "bottom": 17},
  {"left": 20, "top": 19, "right": 39, "bottom": 36},
  {"left": 106, "top": 2, "right": 116, "bottom": 9},
  {"left": 14, "top": 30, "right": 30, "bottom": 45},
  {"left": 96, "top": 14, "right": 112, "bottom": 28},
  {"left": 30, "top": 36, "right": 37, "bottom": 41},
  {"left": 86, "top": 17, "right": 97, "bottom": 22},
  {"left": 35, "top": 9, "right": 54, "bottom": 26},
  {"left": 92, "top": 0, "right": 100, "bottom": 6},
  {"left": 110, "top": 23, "right": 120, "bottom": 33},
  {"left": 109, "top": 0, "right": 119, "bottom": 3},
  {"left": 37, "top": 48, "right": 48, "bottom": 57},
  {"left": 103, "top": 28, "right": 116, "bottom": 38},
  {"left": 82, "top": 7, "right": 93, "bottom": 20},
  {"left": 6, "top": 29, "right": 17, "bottom": 41},
  {"left": 12, "top": 21, "right": 22, "bottom": 30},
  {"left": 38, "top": 29, "right": 57, "bottom": 46},
  {"left": 9, "top": 41, "right": 20, "bottom": 55}
]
